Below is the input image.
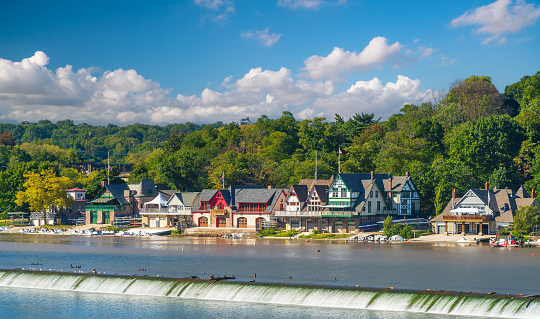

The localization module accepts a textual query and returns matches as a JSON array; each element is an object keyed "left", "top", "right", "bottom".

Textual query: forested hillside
[{"left": 1, "top": 72, "right": 540, "bottom": 217}]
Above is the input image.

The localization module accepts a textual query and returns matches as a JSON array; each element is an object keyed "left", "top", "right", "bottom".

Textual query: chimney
[
  {"left": 267, "top": 185, "right": 272, "bottom": 189},
  {"left": 532, "top": 188, "right": 535, "bottom": 198},
  {"left": 485, "top": 182, "right": 489, "bottom": 190},
  {"left": 388, "top": 176, "right": 393, "bottom": 209},
  {"left": 101, "top": 180, "right": 108, "bottom": 188},
  {"left": 405, "top": 171, "right": 409, "bottom": 178},
  {"left": 371, "top": 171, "right": 374, "bottom": 181},
  {"left": 452, "top": 188, "right": 456, "bottom": 199}
]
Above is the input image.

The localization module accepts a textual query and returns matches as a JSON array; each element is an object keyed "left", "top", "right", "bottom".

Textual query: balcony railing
[
  {"left": 321, "top": 211, "right": 355, "bottom": 217},
  {"left": 442, "top": 215, "right": 491, "bottom": 222},
  {"left": 139, "top": 208, "right": 192, "bottom": 216},
  {"left": 274, "top": 211, "right": 322, "bottom": 217},
  {"left": 211, "top": 209, "right": 226, "bottom": 216}
]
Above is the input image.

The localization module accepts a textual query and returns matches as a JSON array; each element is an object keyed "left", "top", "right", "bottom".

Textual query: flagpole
[
  {"left": 107, "top": 150, "right": 110, "bottom": 184},
  {"left": 315, "top": 151, "right": 318, "bottom": 184},
  {"left": 222, "top": 171, "right": 225, "bottom": 189},
  {"left": 338, "top": 148, "right": 341, "bottom": 174}
]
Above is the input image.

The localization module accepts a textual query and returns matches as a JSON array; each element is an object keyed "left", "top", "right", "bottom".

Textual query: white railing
[
  {"left": 274, "top": 211, "right": 322, "bottom": 217},
  {"left": 140, "top": 208, "right": 192, "bottom": 216}
]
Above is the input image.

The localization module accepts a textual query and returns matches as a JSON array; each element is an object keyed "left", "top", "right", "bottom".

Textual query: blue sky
[{"left": 1, "top": 0, "right": 539, "bottom": 125}]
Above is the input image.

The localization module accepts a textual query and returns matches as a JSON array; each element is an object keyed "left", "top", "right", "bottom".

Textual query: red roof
[{"left": 67, "top": 188, "right": 87, "bottom": 192}]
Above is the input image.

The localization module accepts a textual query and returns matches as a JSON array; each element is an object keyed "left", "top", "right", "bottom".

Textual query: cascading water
[{"left": 0, "top": 269, "right": 538, "bottom": 318}]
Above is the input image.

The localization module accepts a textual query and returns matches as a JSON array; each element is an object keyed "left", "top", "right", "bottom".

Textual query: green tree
[
  {"left": 383, "top": 215, "right": 393, "bottom": 237},
  {"left": 448, "top": 115, "right": 525, "bottom": 182},
  {"left": 513, "top": 206, "right": 540, "bottom": 236},
  {"left": 160, "top": 150, "right": 208, "bottom": 191}
]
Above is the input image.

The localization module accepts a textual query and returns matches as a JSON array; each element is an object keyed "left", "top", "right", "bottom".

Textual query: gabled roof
[
  {"left": 433, "top": 187, "right": 540, "bottom": 224},
  {"left": 312, "top": 185, "right": 329, "bottom": 204},
  {"left": 128, "top": 179, "right": 158, "bottom": 198},
  {"left": 92, "top": 184, "right": 130, "bottom": 205},
  {"left": 290, "top": 185, "right": 309, "bottom": 202},
  {"left": 67, "top": 188, "right": 86, "bottom": 192},
  {"left": 515, "top": 186, "right": 530, "bottom": 198},
  {"left": 267, "top": 189, "right": 287, "bottom": 212}
]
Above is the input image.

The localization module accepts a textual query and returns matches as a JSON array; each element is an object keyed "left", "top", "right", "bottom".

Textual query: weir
[{"left": 0, "top": 269, "right": 538, "bottom": 318}]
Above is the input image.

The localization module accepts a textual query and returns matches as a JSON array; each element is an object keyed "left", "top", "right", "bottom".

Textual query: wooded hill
[{"left": 1, "top": 72, "right": 540, "bottom": 216}]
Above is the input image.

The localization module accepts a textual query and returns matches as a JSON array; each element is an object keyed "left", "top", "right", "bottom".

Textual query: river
[{"left": 0, "top": 233, "right": 539, "bottom": 318}]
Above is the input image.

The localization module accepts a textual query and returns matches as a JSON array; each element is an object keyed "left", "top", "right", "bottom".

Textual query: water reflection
[{"left": 0, "top": 233, "right": 539, "bottom": 295}]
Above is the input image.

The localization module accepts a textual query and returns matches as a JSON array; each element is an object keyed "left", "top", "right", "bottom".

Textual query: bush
[{"left": 258, "top": 228, "right": 277, "bottom": 236}]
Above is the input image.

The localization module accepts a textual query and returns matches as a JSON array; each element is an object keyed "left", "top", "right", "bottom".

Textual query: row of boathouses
[{"left": 31, "top": 172, "right": 540, "bottom": 235}]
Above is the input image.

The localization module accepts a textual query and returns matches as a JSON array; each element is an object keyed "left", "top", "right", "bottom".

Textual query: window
[
  {"left": 341, "top": 189, "right": 346, "bottom": 198},
  {"left": 377, "top": 201, "right": 380, "bottom": 211},
  {"left": 368, "top": 201, "right": 372, "bottom": 213},
  {"left": 375, "top": 191, "right": 378, "bottom": 198},
  {"left": 412, "top": 203, "right": 415, "bottom": 213},
  {"left": 370, "top": 191, "right": 373, "bottom": 198}
]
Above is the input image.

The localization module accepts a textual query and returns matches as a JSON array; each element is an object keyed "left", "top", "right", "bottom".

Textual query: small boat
[{"left": 491, "top": 235, "right": 520, "bottom": 247}]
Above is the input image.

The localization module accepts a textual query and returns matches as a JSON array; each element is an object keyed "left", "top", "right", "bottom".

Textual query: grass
[
  {"left": 298, "top": 233, "right": 350, "bottom": 239},
  {"left": 258, "top": 229, "right": 300, "bottom": 237}
]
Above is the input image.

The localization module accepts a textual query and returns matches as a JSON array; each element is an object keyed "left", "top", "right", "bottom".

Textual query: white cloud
[
  {"left": 451, "top": 0, "right": 540, "bottom": 44},
  {"left": 0, "top": 51, "right": 436, "bottom": 125},
  {"left": 193, "top": 0, "right": 235, "bottom": 22},
  {"left": 311, "top": 75, "right": 440, "bottom": 120},
  {"left": 241, "top": 27, "right": 282, "bottom": 47},
  {"left": 277, "top": 0, "right": 346, "bottom": 10},
  {"left": 302, "top": 37, "right": 402, "bottom": 80}
]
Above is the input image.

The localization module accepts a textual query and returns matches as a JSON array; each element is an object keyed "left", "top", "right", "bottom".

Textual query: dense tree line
[{"left": 1, "top": 72, "right": 540, "bottom": 218}]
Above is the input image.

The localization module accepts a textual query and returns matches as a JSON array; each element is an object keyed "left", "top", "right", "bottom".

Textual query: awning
[{"left": 144, "top": 194, "right": 168, "bottom": 208}]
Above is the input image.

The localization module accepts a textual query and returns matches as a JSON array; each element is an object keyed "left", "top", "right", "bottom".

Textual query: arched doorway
[
  {"left": 217, "top": 217, "right": 227, "bottom": 228},
  {"left": 255, "top": 217, "right": 265, "bottom": 229},
  {"left": 198, "top": 216, "right": 208, "bottom": 227},
  {"left": 237, "top": 217, "right": 247, "bottom": 228}
]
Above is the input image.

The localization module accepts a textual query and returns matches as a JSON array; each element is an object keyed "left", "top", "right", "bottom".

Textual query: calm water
[{"left": 0, "top": 233, "right": 539, "bottom": 318}]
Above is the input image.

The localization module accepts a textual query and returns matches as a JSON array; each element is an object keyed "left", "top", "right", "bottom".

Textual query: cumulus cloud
[
  {"left": 0, "top": 51, "right": 436, "bottom": 125},
  {"left": 302, "top": 37, "right": 402, "bottom": 80},
  {"left": 193, "top": 0, "right": 235, "bottom": 22},
  {"left": 310, "top": 75, "right": 440, "bottom": 120},
  {"left": 277, "top": 0, "right": 346, "bottom": 9},
  {"left": 451, "top": 0, "right": 540, "bottom": 44},
  {"left": 241, "top": 27, "right": 282, "bottom": 46}
]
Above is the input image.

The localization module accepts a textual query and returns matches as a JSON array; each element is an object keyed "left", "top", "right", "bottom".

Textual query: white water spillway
[{"left": 0, "top": 269, "right": 538, "bottom": 318}]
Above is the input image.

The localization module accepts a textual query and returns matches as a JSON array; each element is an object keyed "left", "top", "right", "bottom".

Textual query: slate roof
[
  {"left": 290, "top": 185, "right": 309, "bottom": 202},
  {"left": 312, "top": 185, "right": 329, "bottom": 203},
  {"left": 234, "top": 188, "right": 277, "bottom": 205},
  {"left": 432, "top": 187, "right": 539, "bottom": 224},
  {"left": 336, "top": 173, "right": 411, "bottom": 194},
  {"left": 515, "top": 186, "right": 530, "bottom": 198},
  {"left": 267, "top": 189, "right": 287, "bottom": 212},
  {"left": 128, "top": 179, "right": 158, "bottom": 197},
  {"left": 103, "top": 184, "right": 131, "bottom": 205}
]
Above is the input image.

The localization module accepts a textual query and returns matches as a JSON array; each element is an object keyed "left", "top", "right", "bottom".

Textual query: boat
[{"left": 491, "top": 235, "right": 520, "bottom": 247}]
